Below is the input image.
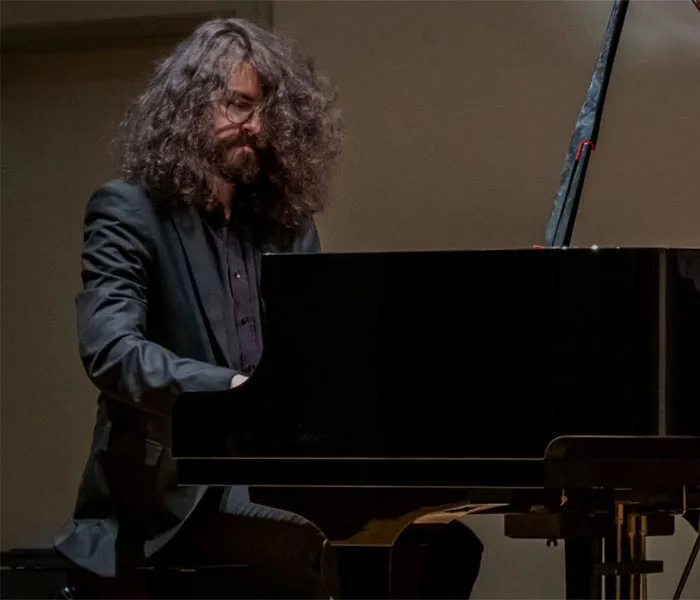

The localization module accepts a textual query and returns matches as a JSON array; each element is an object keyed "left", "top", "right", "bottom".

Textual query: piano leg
[
  {"left": 334, "top": 545, "right": 392, "bottom": 599},
  {"left": 392, "top": 518, "right": 483, "bottom": 598},
  {"left": 333, "top": 519, "right": 483, "bottom": 599},
  {"left": 565, "top": 538, "right": 603, "bottom": 600}
]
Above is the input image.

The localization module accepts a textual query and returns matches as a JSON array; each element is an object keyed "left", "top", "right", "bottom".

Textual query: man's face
[{"left": 212, "top": 60, "right": 264, "bottom": 183}]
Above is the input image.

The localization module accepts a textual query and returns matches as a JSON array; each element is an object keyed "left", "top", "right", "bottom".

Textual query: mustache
[{"left": 222, "top": 133, "right": 267, "bottom": 151}]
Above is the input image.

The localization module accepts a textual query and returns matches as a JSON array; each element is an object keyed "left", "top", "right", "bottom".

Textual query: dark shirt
[{"left": 200, "top": 207, "right": 263, "bottom": 376}]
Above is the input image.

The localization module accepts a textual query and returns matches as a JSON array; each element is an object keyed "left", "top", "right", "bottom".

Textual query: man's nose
[{"left": 242, "top": 110, "right": 262, "bottom": 136}]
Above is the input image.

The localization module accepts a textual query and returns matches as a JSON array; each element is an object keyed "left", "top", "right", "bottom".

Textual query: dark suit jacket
[{"left": 54, "top": 179, "right": 320, "bottom": 577}]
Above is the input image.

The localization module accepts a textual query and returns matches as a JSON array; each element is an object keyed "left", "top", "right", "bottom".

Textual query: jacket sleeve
[{"left": 76, "top": 183, "right": 237, "bottom": 416}]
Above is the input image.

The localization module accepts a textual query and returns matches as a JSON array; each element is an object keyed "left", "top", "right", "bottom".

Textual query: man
[
  {"left": 54, "top": 17, "right": 343, "bottom": 598},
  {"left": 55, "top": 16, "right": 485, "bottom": 599}
]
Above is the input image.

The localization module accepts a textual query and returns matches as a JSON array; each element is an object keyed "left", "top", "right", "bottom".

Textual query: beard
[{"left": 213, "top": 137, "right": 262, "bottom": 185}]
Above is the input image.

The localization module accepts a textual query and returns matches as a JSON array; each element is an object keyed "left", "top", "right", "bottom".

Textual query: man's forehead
[{"left": 227, "top": 61, "right": 262, "bottom": 93}]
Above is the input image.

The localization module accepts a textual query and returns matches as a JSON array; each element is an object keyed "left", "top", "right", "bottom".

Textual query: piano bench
[{"left": 0, "top": 547, "right": 250, "bottom": 599}]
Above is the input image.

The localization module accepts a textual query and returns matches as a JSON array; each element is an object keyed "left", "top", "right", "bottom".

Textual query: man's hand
[{"left": 229, "top": 374, "right": 249, "bottom": 388}]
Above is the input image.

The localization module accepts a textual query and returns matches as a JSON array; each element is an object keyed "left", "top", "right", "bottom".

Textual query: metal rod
[
  {"left": 640, "top": 515, "right": 648, "bottom": 600},
  {"left": 616, "top": 503, "right": 624, "bottom": 600},
  {"left": 627, "top": 513, "right": 637, "bottom": 599}
]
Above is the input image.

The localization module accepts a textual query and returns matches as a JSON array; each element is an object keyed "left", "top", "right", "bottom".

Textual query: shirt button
[
  {"left": 234, "top": 273, "right": 241, "bottom": 279},
  {"left": 240, "top": 317, "right": 249, "bottom": 325}
]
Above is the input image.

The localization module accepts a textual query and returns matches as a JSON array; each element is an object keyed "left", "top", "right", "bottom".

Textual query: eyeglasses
[{"left": 219, "top": 93, "right": 264, "bottom": 125}]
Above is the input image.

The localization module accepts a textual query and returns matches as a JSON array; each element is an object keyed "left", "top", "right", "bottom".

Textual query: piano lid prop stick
[{"left": 544, "top": 0, "right": 630, "bottom": 248}]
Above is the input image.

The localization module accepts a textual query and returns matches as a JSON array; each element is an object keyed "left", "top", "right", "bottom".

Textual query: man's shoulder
[
  {"left": 91, "top": 178, "right": 155, "bottom": 209},
  {"left": 87, "top": 178, "right": 165, "bottom": 224}
]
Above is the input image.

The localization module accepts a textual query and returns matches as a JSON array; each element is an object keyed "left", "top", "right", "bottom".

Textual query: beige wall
[
  {"left": 1, "top": 0, "right": 269, "bottom": 553},
  {"left": 2, "top": 1, "right": 698, "bottom": 597},
  {"left": 1, "top": 43, "right": 178, "bottom": 548},
  {"left": 273, "top": 0, "right": 700, "bottom": 251}
]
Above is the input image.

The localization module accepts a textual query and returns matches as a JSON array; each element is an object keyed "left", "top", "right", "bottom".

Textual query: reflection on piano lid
[{"left": 172, "top": 247, "right": 700, "bottom": 471}]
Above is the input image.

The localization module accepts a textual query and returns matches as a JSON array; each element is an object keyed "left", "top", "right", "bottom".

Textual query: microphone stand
[{"left": 544, "top": 0, "right": 630, "bottom": 247}]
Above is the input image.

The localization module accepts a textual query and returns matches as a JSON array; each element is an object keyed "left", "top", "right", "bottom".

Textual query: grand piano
[
  {"left": 173, "top": 246, "right": 700, "bottom": 598},
  {"left": 172, "top": 0, "right": 700, "bottom": 597}
]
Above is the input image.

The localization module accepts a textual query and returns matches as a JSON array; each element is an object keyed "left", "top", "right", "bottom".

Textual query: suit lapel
[{"left": 169, "top": 207, "right": 232, "bottom": 367}]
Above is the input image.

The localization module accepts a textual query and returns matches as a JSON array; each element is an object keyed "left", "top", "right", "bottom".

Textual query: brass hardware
[
  {"left": 640, "top": 515, "right": 648, "bottom": 600},
  {"left": 616, "top": 503, "right": 625, "bottom": 600},
  {"left": 627, "top": 512, "right": 637, "bottom": 599}
]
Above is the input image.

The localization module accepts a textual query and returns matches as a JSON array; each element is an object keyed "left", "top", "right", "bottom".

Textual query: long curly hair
[{"left": 118, "top": 17, "right": 343, "bottom": 234}]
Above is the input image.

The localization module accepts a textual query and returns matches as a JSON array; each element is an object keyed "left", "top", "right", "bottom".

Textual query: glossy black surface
[
  {"left": 172, "top": 247, "right": 699, "bottom": 464},
  {"left": 175, "top": 457, "right": 544, "bottom": 488}
]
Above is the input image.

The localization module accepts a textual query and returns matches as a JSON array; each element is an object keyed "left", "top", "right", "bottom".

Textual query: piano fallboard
[
  {"left": 176, "top": 435, "right": 700, "bottom": 489},
  {"left": 175, "top": 457, "right": 543, "bottom": 488}
]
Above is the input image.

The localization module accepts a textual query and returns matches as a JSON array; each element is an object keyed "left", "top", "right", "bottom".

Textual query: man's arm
[{"left": 76, "top": 184, "right": 238, "bottom": 416}]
